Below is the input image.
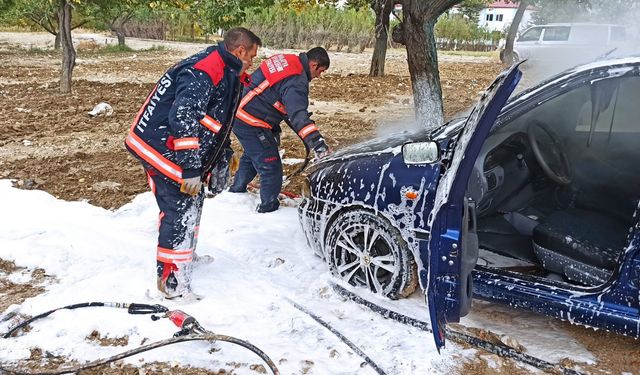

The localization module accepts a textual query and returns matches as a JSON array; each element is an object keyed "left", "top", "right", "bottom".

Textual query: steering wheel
[{"left": 527, "top": 120, "right": 573, "bottom": 186}]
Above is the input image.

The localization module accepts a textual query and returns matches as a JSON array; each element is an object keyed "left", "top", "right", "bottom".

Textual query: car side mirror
[{"left": 402, "top": 141, "right": 439, "bottom": 164}]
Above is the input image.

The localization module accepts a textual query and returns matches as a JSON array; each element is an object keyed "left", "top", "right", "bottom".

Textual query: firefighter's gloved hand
[
  {"left": 180, "top": 176, "right": 202, "bottom": 196},
  {"left": 313, "top": 141, "right": 331, "bottom": 160},
  {"left": 208, "top": 163, "right": 231, "bottom": 195},
  {"left": 313, "top": 139, "right": 330, "bottom": 159},
  {"left": 207, "top": 148, "right": 235, "bottom": 195}
]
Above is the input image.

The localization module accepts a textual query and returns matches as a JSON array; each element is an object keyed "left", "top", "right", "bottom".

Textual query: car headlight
[{"left": 301, "top": 177, "right": 311, "bottom": 198}]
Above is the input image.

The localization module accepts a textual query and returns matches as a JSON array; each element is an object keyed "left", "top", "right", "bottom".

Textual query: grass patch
[
  {"left": 141, "top": 44, "right": 168, "bottom": 52},
  {"left": 439, "top": 50, "right": 497, "bottom": 58},
  {"left": 98, "top": 44, "right": 135, "bottom": 53},
  {"left": 21, "top": 46, "right": 57, "bottom": 55},
  {"left": 95, "top": 43, "right": 168, "bottom": 54}
]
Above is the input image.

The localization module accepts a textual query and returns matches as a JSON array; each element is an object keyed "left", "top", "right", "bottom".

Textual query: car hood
[{"left": 308, "top": 118, "right": 467, "bottom": 172}]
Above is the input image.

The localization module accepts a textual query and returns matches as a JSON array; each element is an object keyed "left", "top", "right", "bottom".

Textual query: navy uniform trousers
[
  {"left": 146, "top": 168, "right": 204, "bottom": 292},
  {"left": 229, "top": 123, "right": 282, "bottom": 213}
]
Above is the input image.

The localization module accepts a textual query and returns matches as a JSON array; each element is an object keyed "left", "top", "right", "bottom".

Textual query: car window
[
  {"left": 518, "top": 27, "right": 542, "bottom": 42},
  {"left": 576, "top": 77, "right": 640, "bottom": 133},
  {"left": 543, "top": 26, "right": 570, "bottom": 41},
  {"left": 610, "top": 26, "right": 627, "bottom": 42},
  {"left": 570, "top": 25, "right": 608, "bottom": 44}
]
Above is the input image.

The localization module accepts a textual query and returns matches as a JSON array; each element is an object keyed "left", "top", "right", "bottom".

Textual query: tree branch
[
  {"left": 28, "top": 14, "right": 55, "bottom": 35},
  {"left": 71, "top": 20, "right": 88, "bottom": 30}
]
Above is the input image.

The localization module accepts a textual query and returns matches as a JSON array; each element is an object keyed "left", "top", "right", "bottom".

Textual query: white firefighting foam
[{"left": 0, "top": 181, "right": 595, "bottom": 373}]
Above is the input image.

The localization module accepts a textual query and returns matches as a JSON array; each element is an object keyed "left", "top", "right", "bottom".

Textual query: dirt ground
[{"left": 0, "top": 33, "right": 636, "bottom": 375}]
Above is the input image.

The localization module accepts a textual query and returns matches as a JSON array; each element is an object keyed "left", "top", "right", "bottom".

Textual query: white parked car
[{"left": 512, "top": 23, "right": 630, "bottom": 73}]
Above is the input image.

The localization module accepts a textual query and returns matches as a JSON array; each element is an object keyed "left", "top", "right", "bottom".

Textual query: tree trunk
[
  {"left": 116, "top": 30, "right": 126, "bottom": 46},
  {"left": 404, "top": 16, "right": 444, "bottom": 129},
  {"left": 369, "top": 0, "right": 393, "bottom": 77},
  {"left": 54, "top": 33, "right": 60, "bottom": 50},
  {"left": 58, "top": 0, "right": 75, "bottom": 94},
  {"left": 501, "top": 0, "right": 528, "bottom": 63}
]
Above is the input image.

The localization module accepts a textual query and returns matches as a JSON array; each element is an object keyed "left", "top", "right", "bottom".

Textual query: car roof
[
  {"left": 506, "top": 56, "right": 640, "bottom": 109},
  {"left": 531, "top": 23, "right": 626, "bottom": 28}
]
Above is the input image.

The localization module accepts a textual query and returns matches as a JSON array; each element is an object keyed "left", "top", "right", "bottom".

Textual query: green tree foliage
[
  {"left": 531, "top": 0, "right": 590, "bottom": 24},
  {"left": 345, "top": 0, "right": 369, "bottom": 10},
  {"left": 84, "top": 0, "right": 152, "bottom": 45},
  {"left": 458, "top": 0, "right": 491, "bottom": 22},
  {"left": 532, "top": 0, "right": 639, "bottom": 24},
  {"left": 3, "top": 0, "right": 87, "bottom": 48},
  {"left": 244, "top": 4, "right": 374, "bottom": 52},
  {"left": 0, "top": 0, "right": 14, "bottom": 14},
  {"left": 435, "top": 12, "right": 500, "bottom": 50},
  {"left": 199, "top": 0, "right": 274, "bottom": 33}
]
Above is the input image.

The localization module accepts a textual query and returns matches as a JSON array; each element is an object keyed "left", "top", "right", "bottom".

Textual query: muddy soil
[{"left": 0, "top": 42, "right": 502, "bottom": 209}]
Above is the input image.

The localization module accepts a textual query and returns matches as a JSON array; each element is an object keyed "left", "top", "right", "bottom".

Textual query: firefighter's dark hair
[
  {"left": 224, "top": 27, "right": 262, "bottom": 51},
  {"left": 307, "top": 47, "right": 330, "bottom": 68}
]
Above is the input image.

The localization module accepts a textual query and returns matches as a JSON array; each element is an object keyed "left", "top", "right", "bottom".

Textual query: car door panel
[{"left": 424, "top": 64, "right": 523, "bottom": 349}]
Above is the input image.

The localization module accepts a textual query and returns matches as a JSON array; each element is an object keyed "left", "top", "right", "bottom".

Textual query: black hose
[
  {"left": 282, "top": 117, "right": 311, "bottom": 184},
  {"left": 286, "top": 298, "right": 387, "bottom": 375},
  {"left": 2, "top": 302, "right": 167, "bottom": 339},
  {"left": 1, "top": 303, "right": 279, "bottom": 375},
  {"left": 0, "top": 333, "right": 280, "bottom": 375},
  {"left": 331, "top": 282, "right": 585, "bottom": 375}
]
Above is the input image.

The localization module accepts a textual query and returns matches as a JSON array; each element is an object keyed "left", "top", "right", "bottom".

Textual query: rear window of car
[
  {"left": 543, "top": 26, "right": 570, "bottom": 41},
  {"left": 518, "top": 27, "right": 543, "bottom": 42},
  {"left": 610, "top": 26, "right": 627, "bottom": 42},
  {"left": 569, "top": 25, "right": 608, "bottom": 44}
]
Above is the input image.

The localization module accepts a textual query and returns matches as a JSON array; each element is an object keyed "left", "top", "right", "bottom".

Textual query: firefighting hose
[{"left": 0, "top": 302, "right": 280, "bottom": 375}]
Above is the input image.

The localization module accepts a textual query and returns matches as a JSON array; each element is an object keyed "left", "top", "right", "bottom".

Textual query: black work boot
[
  {"left": 257, "top": 200, "right": 280, "bottom": 213},
  {"left": 228, "top": 185, "right": 247, "bottom": 193}
]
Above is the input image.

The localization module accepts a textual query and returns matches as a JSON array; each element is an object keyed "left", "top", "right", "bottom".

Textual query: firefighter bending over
[{"left": 229, "top": 47, "right": 331, "bottom": 213}]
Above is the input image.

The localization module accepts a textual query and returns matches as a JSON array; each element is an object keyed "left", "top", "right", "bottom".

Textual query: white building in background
[{"left": 477, "top": 1, "right": 536, "bottom": 32}]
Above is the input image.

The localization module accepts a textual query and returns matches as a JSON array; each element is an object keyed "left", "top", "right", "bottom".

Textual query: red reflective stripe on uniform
[
  {"left": 146, "top": 171, "right": 156, "bottom": 194},
  {"left": 273, "top": 101, "right": 287, "bottom": 115},
  {"left": 158, "top": 212, "right": 164, "bottom": 230},
  {"left": 200, "top": 115, "right": 222, "bottom": 133},
  {"left": 236, "top": 108, "right": 272, "bottom": 129},
  {"left": 298, "top": 124, "right": 318, "bottom": 139},
  {"left": 157, "top": 246, "right": 193, "bottom": 263},
  {"left": 158, "top": 246, "right": 193, "bottom": 256},
  {"left": 194, "top": 226, "right": 200, "bottom": 238},
  {"left": 240, "top": 80, "right": 270, "bottom": 108},
  {"left": 157, "top": 255, "right": 193, "bottom": 264},
  {"left": 173, "top": 137, "right": 200, "bottom": 150},
  {"left": 126, "top": 133, "right": 184, "bottom": 183}
]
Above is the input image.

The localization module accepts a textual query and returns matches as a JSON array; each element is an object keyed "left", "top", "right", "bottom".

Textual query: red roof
[{"left": 489, "top": 1, "right": 520, "bottom": 8}]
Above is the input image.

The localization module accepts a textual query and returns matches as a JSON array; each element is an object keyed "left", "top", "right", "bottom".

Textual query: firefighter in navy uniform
[
  {"left": 125, "top": 27, "right": 261, "bottom": 299},
  {"left": 229, "top": 47, "right": 331, "bottom": 213}
]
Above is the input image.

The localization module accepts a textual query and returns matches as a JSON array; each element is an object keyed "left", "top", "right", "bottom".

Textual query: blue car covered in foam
[{"left": 299, "top": 59, "right": 640, "bottom": 349}]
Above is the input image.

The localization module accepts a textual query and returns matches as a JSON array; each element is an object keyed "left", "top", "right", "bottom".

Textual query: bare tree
[
  {"left": 369, "top": 0, "right": 394, "bottom": 77},
  {"left": 393, "top": 0, "right": 462, "bottom": 129},
  {"left": 58, "top": 0, "right": 75, "bottom": 93}
]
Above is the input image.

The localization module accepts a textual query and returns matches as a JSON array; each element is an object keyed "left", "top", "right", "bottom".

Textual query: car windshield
[{"left": 518, "top": 27, "right": 542, "bottom": 42}]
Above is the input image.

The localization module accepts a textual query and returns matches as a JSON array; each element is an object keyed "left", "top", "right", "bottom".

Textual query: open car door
[{"left": 424, "top": 64, "right": 523, "bottom": 350}]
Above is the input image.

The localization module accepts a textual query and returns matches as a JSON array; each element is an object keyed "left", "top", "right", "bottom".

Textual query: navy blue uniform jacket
[
  {"left": 235, "top": 53, "right": 322, "bottom": 146},
  {"left": 126, "top": 42, "right": 248, "bottom": 184}
]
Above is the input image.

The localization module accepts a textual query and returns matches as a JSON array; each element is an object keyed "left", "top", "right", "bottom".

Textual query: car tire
[
  {"left": 500, "top": 49, "right": 520, "bottom": 64},
  {"left": 324, "top": 209, "right": 417, "bottom": 299}
]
